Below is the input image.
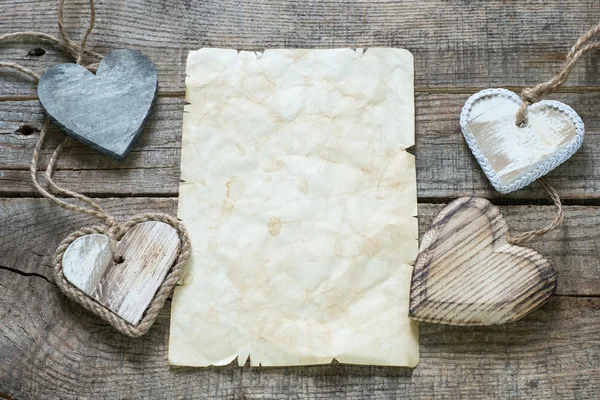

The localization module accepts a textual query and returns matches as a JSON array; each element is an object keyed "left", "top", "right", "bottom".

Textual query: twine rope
[
  {"left": 0, "top": 0, "right": 190, "bottom": 337},
  {"left": 507, "top": 178, "right": 564, "bottom": 245},
  {"left": 505, "top": 24, "right": 600, "bottom": 243},
  {"left": 516, "top": 22, "right": 600, "bottom": 126}
]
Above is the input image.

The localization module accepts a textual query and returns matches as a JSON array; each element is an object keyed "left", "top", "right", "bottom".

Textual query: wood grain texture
[
  {"left": 2, "top": 268, "right": 600, "bottom": 399},
  {"left": 62, "top": 221, "right": 180, "bottom": 325},
  {"left": 2, "top": 200, "right": 599, "bottom": 297},
  {"left": 410, "top": 197, "right": 556, "bottom": 325},
  {"left": 1, "top": 199, "right": 599, "bottom": 399},
  {"left": 1, "top": 0, "right": 600, "bottom": 398},
  {"left": 0, "top": 97, "right": 182, "bottom": 196},
  {"left": 2, "top": 0, "right": 600, "bottom": 97},
  {"left": 2, "top": 92, "right": 600, "bottom": 199}
]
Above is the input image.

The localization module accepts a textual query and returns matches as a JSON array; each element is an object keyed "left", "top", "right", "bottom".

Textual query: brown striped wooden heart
[{"left": 409, "top": 197, "right": 556, "bottom": 326}]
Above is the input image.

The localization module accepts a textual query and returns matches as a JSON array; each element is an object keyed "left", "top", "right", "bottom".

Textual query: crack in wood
[
  {"left": 0, "top": 391, "right": 17, "bottom": 400},
  {"left": 0, "top": 264, "right": 54, "bottom": 286},
  {"left": 559, "top": 294, "right": 600, "bottom": 298}
]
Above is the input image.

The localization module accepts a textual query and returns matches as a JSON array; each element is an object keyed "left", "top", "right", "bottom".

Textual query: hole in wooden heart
[
  {"left": 61, "top": 221, "right": 180, "bottom": 325},
  {"left": 461, "top": 88, "right": 584, "bottom": 193}
]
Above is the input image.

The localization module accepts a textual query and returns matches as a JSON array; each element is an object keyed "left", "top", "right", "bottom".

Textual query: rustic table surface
[{"left": 2, "top": 1, "right": 600, "bottom": 399}]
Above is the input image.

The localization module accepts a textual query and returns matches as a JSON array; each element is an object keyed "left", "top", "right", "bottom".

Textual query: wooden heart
[
  {"left": 461, "top": 88, "right": 584, "bottom": 194},
  {"left": 409, "top": 197, "right": 556, "bottom": 325},
  {"left": 60, "top": 221, "right": 180, "bottom": 326},
  {"left": 38, "top": 49, "right": 158, "bottom": 161}
]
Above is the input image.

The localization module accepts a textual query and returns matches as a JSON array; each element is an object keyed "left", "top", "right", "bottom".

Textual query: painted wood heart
[
  {"left": 461, "top": 88, "right": 584, "bottom": 194},
  {"left": 38, "top": 49, "right": 158, "bottom": 161},
  {"left": 409, "top": 197, "right": 556, "bottom": 326},
  {"left": 57, "top": 220, "right": 180, "bottom": 329}
]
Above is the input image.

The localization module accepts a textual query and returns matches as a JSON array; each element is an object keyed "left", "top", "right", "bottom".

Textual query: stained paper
[{"left": 169, "top": 48, "right": 419, "bottom": 367}]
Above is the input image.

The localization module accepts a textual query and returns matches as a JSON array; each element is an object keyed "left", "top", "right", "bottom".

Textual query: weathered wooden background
[{"left": 1, "top": 1, "right": 600, "bottom": 399}]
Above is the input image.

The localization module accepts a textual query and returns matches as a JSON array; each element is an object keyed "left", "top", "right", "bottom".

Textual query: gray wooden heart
[{"left": 38, "top": 49, "right": 158, "bottom": 161}]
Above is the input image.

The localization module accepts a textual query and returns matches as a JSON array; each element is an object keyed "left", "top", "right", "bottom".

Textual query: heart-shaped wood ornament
[
  {"left": 461, "top": 88, "right": 584, "bottom": 194},
  {"left": 54, "top": 217, "right": 187, "bottom": 337},
  {"left": 409, "top": 197, "right": 556, "bottom": 326},
  {"left": 38, "top": 49, "right": 158, "bottom": 161}
]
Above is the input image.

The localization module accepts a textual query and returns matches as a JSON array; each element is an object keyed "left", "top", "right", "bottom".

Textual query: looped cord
[
  {"left": 509, "top": 24, "right": 598, "bottom": 240},
  {"left": 5, "top": 1, "right": 123, "bottom": 262},
  {"left": 516, "top": 22, "right": 600, "bottom": 126},
  {"left": 53, "top": 213, "right": 191, "bottom": 337},
  {"left": 507, "top": 178, "right": 564, "bottom": 245},
  {"left": 42, "top": 132, "right": 123, "bottom": 261},
  {"left": 58, "top": 0, "right": 99, "bottom": 66},
  {"left": 0, "top": 0, "right": 191, "bottom": 336},
  {"left": 0, "top": 70, "right": 119, "bottom": 241},
  {"left": 0, "top": 0, "right": 103, "bottom": 72}
]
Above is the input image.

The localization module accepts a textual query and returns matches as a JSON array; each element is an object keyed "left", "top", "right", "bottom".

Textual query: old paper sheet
[{"left": 169, "top": 48, "right": 419, "bottom": 367}]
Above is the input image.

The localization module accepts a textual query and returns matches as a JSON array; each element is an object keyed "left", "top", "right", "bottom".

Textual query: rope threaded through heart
[
  {"left": 501, "top": 23, "right": 599, "bottom": 242},
  {"left": 0, "top": 0, "right": 191, "bottom": 338},
  {"left": 507, "top": 23, "right": 599, "bottom": 241},
  {"left": 516, "top": 22, "right": 600, "bottom": 126}
]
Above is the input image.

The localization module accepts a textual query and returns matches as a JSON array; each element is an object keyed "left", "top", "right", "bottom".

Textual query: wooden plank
[
  {"left": 0, "top": 97, "right": 182, "bottom": 196},
  {"left": 0, "top": 198, "right": 177, "bottom": 281},
  {"left": 1, "top": 199, "right": 599, "bottom": 399},
  {"left": 1, "top": 269, "right": 599, "bottom": 399},
  {"left": 1, "top": 93, "right": 599, "bottom": 199},
  {"left": 0, "top": 199, "right": 598, "bottom": 297},
  {"left": 420, "top": 204, "right": 600, "bottom": 297},
  {"left": 2, "top": 0, "right": 600, "bottom": 97},
  {"left": 414, "top": 92, "right": 600, "bottom": 200},
  {"left": 0, "top": 97, "right": 181, "bottom": 170}
]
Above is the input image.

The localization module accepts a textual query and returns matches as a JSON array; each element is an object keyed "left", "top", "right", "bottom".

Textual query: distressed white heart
[
  {"left": 62, "top": 221, "right": 180, "bottom": 325},
  {"left": 461, "top": 88, "right": 584, "bottom": 193}
]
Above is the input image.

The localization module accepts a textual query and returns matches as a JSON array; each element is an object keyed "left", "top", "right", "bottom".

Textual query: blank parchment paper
[{"left": 169, "top": 48, "right": 419, "bottom": 367}]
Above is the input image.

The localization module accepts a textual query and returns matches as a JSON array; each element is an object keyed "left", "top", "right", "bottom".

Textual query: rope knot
[
  {"left": 520, "top": 88, "right": 539, "bottom": 104},
  {"left": 516, "top": 87, "right": 542, "bottom": 127},
  {"left": 106, "top": 224, "right": 123, "bottom": 263},
  {"left": 514, "top": 22, "right": 600, "bottom": 126},
  {"left": 515, "top": 99, "right": 531, "bottom": 127}
]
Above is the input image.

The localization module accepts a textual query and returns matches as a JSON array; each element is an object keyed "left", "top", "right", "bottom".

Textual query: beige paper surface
[{"left": 169, "top": 48, "right": 419, "bottom": 367}]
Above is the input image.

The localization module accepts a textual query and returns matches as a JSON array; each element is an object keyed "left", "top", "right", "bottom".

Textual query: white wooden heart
[
  {"left": 461, "top": 88, "right": 584, "bottom": 193},
  {"left": 62, "top": 221, "right": 180, "bottom": 325}
]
